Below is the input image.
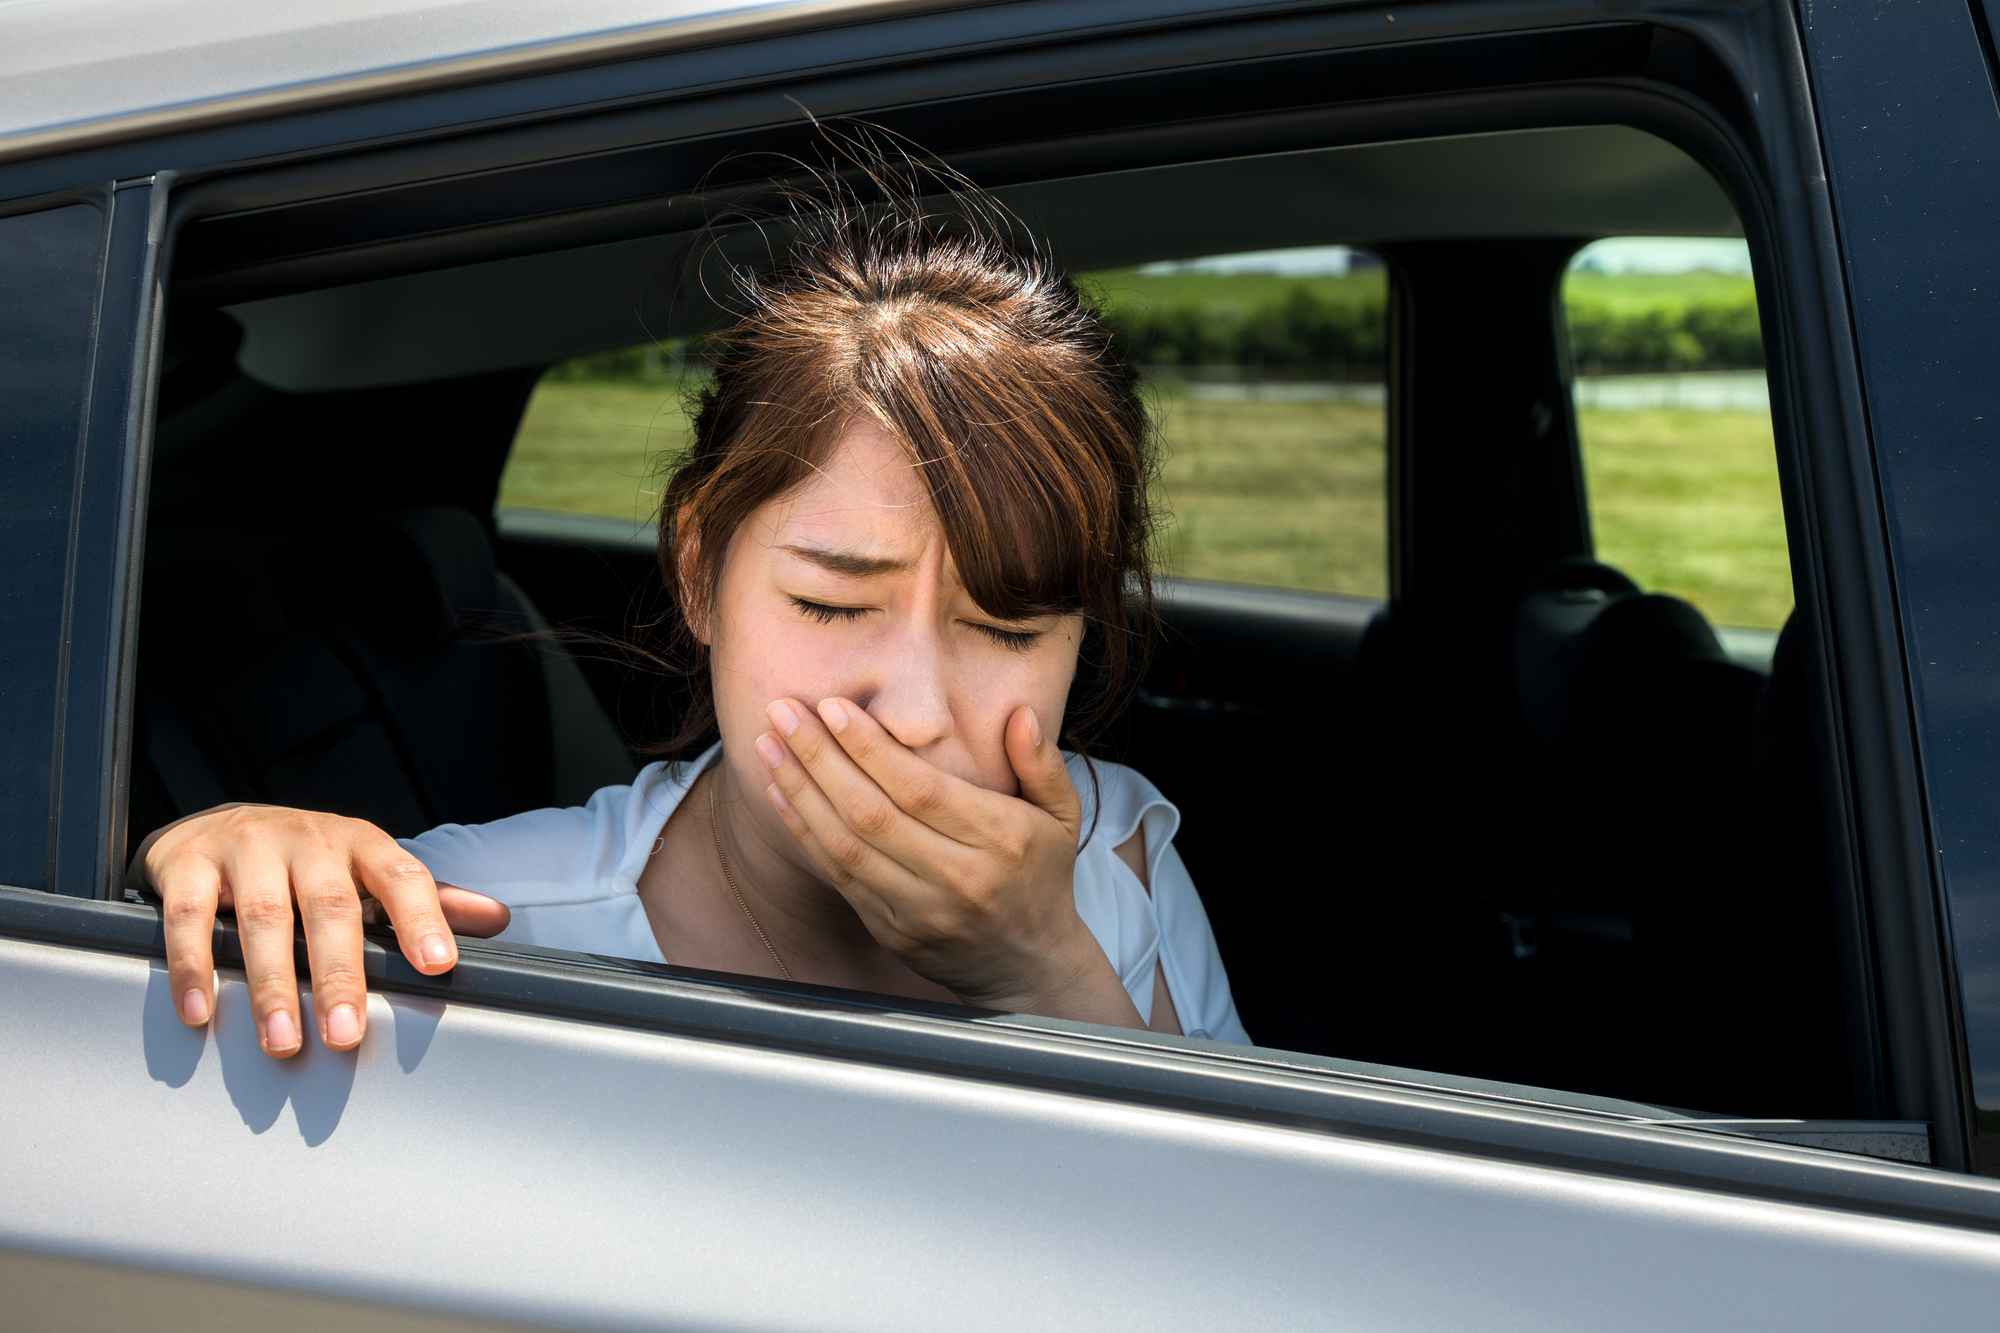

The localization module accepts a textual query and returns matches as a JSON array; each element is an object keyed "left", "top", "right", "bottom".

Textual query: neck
[{"left": 700, "top": 759, "right": 891, "bottom": 972}]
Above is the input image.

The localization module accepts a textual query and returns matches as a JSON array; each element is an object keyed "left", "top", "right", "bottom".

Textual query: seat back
[{"left": 132, "top": 505, "right": 633, "bottom": 845}]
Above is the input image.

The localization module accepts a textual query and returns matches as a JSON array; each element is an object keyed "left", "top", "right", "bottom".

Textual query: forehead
[{"left": 761, "top": 417, "right": 937, "bottom": 551}]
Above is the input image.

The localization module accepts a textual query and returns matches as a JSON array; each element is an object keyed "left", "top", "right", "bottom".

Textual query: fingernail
[
  {"left": 326, "top": 1003, "right": 361, "bottom": 1046},
  {"left": 264, "top": 1010, "right": 299, "bottom": 1052},
  {"left": 756, "top": 733, "right": 785, "bottom": 768},
  {"left": 766, "top": 783, "right": 791, "bottom": 813},
  {"left": 1028, "top": 709, "right": 1044, "bottom": 748},
  {"left": 421, "top": 935, "right": 454, "bottom": 968},
  {"left": 768, "top": 700, "right": 801, "bottom": 735},
  {"left": 181, "top": 989, "right": 210, "bottom": 1025},
  {"left": 818, "top": 698, "right": 849, "bottom": 732}
]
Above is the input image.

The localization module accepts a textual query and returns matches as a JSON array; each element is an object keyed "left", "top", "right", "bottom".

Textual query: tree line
[
  {"left": 1096, "top": 284, "right": 1764, "bottom": 375},
  {"left": 545, "top": 282, "right": 1764, "bottom": 382}
]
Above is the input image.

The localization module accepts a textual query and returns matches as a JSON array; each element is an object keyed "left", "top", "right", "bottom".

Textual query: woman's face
[{"left": 702, "top": 416, "right": 1084, "bottom": 812}]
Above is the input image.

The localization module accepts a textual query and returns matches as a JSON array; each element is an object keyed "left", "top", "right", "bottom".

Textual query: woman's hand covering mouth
[{"left": 755, "top": 696, "right": 1147, "bottom": 1029}]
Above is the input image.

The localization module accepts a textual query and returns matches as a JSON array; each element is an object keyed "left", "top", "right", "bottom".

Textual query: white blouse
[{"left": 400, "top": 745, "right": 1248, "bottom": 1043}]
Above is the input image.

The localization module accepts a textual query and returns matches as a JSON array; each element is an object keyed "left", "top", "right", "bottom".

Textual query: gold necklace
[{"left": 710, "top": 771, "right": 794, "bottom": 982}]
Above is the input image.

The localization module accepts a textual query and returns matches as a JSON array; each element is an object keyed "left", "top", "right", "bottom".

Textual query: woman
[{"left": 134, "top": 195, "right": 1247, "bottom": 1058}]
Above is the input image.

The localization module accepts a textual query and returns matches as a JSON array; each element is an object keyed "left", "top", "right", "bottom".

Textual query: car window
[
  {"left": 138, "top": 103, "right": 1910, "bottom": 1161},
  {"left": 1565, "top": 237, "right": 1791, "bottom": 643},
  {"left": 1086, "top": 248, "right": 1388, "bottom": 598},
  {"left": 0, "top": 201, "right": 105, "bottom": 890},
  {"left": 499, "top": 342, "right": 697, "bottom": 527}
]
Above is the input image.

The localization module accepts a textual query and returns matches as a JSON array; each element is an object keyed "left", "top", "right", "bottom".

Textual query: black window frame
[{"left": 0, "top": 0, "right": 1969, "bottom": 1190}]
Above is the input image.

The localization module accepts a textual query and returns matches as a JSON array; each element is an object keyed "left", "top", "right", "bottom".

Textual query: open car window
[{"left": 124, "top": 99, "right": 1914, "bottom": 1166}]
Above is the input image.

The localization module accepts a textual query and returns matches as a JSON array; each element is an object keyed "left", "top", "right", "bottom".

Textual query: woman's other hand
[
  {"left": 758, "top": 698, "right": 1144, "bottom": 1029},
  {"left": 132, "top": 805, "right": 511, "bottom": 1058}
]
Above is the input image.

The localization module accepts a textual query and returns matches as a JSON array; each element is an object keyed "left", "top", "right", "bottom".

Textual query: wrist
[{"left": 962, "top": 917, "right": 1145, "bottom": 1031}]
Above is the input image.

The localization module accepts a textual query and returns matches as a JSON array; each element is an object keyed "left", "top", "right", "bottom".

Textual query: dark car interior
[{"left": 136, "top": 30, "right": 1867, "bottom": 1127}]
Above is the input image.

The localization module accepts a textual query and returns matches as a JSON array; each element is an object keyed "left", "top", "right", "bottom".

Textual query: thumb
[
  {"left": 437, "top": 885, "right": 511, "bottom": 939},
  {"left": 1006, "top": 706, "right": 1080, "bottom": 840}
]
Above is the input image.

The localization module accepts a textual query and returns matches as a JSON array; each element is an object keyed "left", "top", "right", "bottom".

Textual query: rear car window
[
  {"left": 1085, "top": 248, "right": 1388, "bottom": 598},
  {"left": 499, "top": 343, "right": 696, "bottom": 527},
  {"left": 1565, "top": 237, "right": 1791, "bottom": 638}
]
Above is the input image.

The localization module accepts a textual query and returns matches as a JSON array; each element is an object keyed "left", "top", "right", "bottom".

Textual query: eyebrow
[{"left": 780, "top": 544, "right": 912, "bottom": 577}]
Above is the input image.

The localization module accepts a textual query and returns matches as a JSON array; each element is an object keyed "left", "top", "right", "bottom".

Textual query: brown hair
[{"left": 652, "top": 175, "right": 1158, "bottom": 756}]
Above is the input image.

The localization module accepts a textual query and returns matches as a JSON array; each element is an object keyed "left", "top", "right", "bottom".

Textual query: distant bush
[
  {"left": 1093, "top": 275, "right": 1762, "bottom": 375},
  {"left": 538, "top": 279, "right": 1763, "bottom": 384},
  {"left": 1565, "top": 297, "right": 1763, "bottom": 373},
  {"left": 1101, "top": 284, "right": 1387, "bottom": 371}
]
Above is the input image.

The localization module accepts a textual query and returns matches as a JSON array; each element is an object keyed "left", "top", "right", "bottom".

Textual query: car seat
[
  {"left": 1510, "top": 556, "right": 1844, "bottom": 1111},
  {"left": 130, "top": 504, "right": 637, "bottom": 847}
]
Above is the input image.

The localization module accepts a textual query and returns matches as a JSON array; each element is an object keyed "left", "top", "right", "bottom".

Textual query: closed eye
[
  {"left": 970, "top": 622, "right": 1042, "bottom": 652},
  {"left": 791, "top": 596, "right": 871, "bottom": 625}
]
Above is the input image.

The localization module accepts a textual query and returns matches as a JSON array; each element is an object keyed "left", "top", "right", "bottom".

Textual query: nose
[{"left": 855, "top": 620, "right": 954, "bottom": 752}]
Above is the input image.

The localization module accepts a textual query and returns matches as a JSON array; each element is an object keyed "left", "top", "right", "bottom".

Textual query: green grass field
[
  {"left": 1562, "top": 269, "right": 1758, "bottom": 315},
  {"left": 501, "top": 380, "right": 1793, "bottom": 629}
]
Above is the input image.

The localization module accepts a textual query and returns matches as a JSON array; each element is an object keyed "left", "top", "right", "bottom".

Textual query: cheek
[
  {"left": 709, "top": 606, "right": 835, "bottom": 720},
  {"left": 949, "top": 632, "right": 1083, "bottom": 771}
]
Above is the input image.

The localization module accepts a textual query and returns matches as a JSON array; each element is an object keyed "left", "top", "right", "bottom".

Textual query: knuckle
[
  {"left": 236, "top": 893, "right": 294, "bottom": 929},
  {"left": 850, "top": 799, "right": 896, "bottom": 839},
  {"left": 374, "top": 857, "right": 434, "bottom": 889},
  {"left": 809, "top": 846, "right": 855, "bottom": 887},
  {"left": 912, "top": 902, "right": 970, "bottom": 947},
  {"left": 825, "top": 830, "right": 869, "bottom": 870},
  {"left": 162, "top": 891, "right": 215, "bottom": 928},
  {"left": 312, "top": 962, "right": 365, "bottom": 995},
  {"left": 994, "top": 828, "right": 1031, "bottom": 867},
  {"left": 301, "top": 878, "right": 363, "bottom": 918},
  {"left": 902, "top": 777, "right": 949, "bottom": 820},
  {"left": 249, "top": 975, "right": 299, "bottom": 1010}
]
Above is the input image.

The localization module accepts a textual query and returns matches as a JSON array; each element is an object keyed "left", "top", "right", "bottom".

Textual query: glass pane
[
  {"left": 1565, "top": 237, "right": 1791, "bottom": 630},
  {"left": 1086, "top": 248, "right": 1388, "bottom": 597},
  {"left": 499, "top": 344, "right": 694, "bottom": 524},
  {"left": 0, "top": 202, "right": 105, "bottom": 889}
]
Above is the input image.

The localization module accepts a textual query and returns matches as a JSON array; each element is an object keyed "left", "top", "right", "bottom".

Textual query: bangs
[{"left": 849, "top": 289, "right": 1138, "bottom": 623}]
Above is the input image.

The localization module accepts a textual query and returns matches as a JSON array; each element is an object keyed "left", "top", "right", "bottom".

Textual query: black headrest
[
  {"left": 324, "top": 505, "right": 498, "bottom": 648},
  {"left": 1572, "top": 593, "right": 1728, "bottom": 679},
  {"left": 1513, "top": 557, "right": 1730, "bottom": 770},
  {"left": 1513, "top": 558, "right": 1640, "bottom": 768}
]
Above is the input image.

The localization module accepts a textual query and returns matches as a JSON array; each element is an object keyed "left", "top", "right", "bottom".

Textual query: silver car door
[{"left": 6, "top": 888, "right": 2000, "bottom": 1331}]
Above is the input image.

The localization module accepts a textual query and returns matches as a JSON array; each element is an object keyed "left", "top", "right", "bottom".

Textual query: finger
[
  {"left": 758, "top": 743, "right": 930, "bottom": 910},
  {"left": 351, "top": 837, "right": 460, "bottom": 974},
  {"left": 290, "top": 846, "right": 370, "bottom": 1051},
  {"left": 156, "top": 855, "right": 221, "bottom": 1029},
  {"left": 765, "top": 699, "right": 960, "bottom": 862},
  {"left": 220, "top": 850, "right": 305, "bottom": 1058},
  {"left": 1005, "top": 706, "right": 1082, "bottom": 842},
  {"left": 439, "top": 886, "right": 511, "bottom": 938},
  {"left": 762, "top": 778, "right": 938, "bottom": 949},
  {"left": 756, "top": 700, "right": 960, "bottom": 868},
  {"left": 813, "top": 697, "right": 1004, "bottom": 845}
]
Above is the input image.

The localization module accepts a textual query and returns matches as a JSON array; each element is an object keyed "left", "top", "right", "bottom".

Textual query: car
[{"left": 7, "top": 0, "right": 2000, "bottom": 1326}]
